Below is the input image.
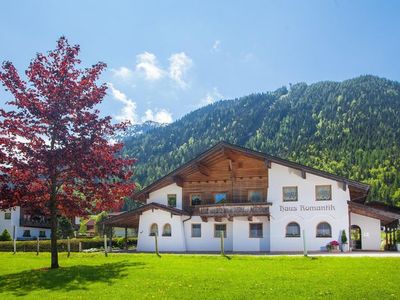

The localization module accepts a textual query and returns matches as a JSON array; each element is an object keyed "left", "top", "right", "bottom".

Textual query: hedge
[{"left": 0, "top": 237, "right": 137, "bottom": 252}]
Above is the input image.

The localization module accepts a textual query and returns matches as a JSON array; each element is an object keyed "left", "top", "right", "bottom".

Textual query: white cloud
[
  {"left": 107, "top": 83, "right": 138, "bottom": 124},
  {"left": 111, "top": 66, "right": 134, "bottom": 81},
  {"left": 212, "top": 40, "right": 221, "bottom": 52},
  {"left": 108, "top": 83, "right": 174, "bottom": 125},
  {"left": 200, "top": 87, "right": 223, "bottom": 106},
  {"left": 168, "top": 52, "right": 193, "bottom": 88},
  {"left": 111, "top": 51, "right": 193, "bottom": 89},
  {"left": 142, "top": 109, "right": 173, "bottom": 124},
  {"left": 135, "top": 52, "right": 164, "bottom": 81}
]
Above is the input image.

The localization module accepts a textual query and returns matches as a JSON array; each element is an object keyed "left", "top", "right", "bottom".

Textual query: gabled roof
[
  {"left": 102, "top": 202, "right": 189, "bottom": 228},
  {"left": 133, "top": 141, "right": 370, "bottom": 200}
]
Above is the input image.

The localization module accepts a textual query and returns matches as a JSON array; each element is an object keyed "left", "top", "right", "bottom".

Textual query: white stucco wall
[
  {"left": 137, "top": 209, "right": 186, "bottom": 252},
  {"left": 0, "top": 207, "right": 51, "bottom": 239},
  {"left": 232, "top": 216, "right": 270, "bottom": 252},
  {"left": 350, "top": 213, "right": 381, "bottom": 250},
  {"left": 0, "top": 207, "right": 19, "bottom": 238},
  {"left": 147, "top": 183, "right": 183, "bottom": 209},
  {"left": 184, "top": 216, "right": 234, "bottom": 251},
  {"left": 268, "top": 163, "right": 351, "bottom": 252}
]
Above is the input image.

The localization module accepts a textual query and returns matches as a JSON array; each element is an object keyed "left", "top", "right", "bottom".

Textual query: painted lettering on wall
[{"left": 279, "top": 205, "right": 335, "bottom": 212}]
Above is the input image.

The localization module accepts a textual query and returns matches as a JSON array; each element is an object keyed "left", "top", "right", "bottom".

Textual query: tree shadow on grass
[
  {"left": 0, "top": 261, "right": 145, "bottom": 297},
  {"left": 305, "top": 256, "right": 318, "bottom": 260}
]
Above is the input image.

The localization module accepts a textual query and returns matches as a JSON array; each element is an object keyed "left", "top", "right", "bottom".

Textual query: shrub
[
  {"left": 58, "top": 216, "right": 74, "bottom": 239},
  {"left": 0, "top": 229, "right": 12, "bottom": 241},
  {"left": 79, "top": 221, "right": 87, "bottom": 234},
  {"left": 115, "top": 237, "right": 137, "bottom": 249},
  {"left": 0, "top": 237, "right": 137, "bottom": 252},
  {"left": 341, "top": 230, "right": 347, "bottom": 244}
]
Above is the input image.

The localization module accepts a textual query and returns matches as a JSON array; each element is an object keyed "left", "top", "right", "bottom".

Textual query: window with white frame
[
  {"left": 249, "top": 223, "right": 263, "bottom": 238},
  {"left": 214, "top": 224, "right": 227, "bottom": 238},
  {"left": 316, "top": 222, "right": 332, "bottom": 237},
  {"left": 283, "top": 186, "right": 298, "bottom": 202},
  {"left": 162, "top": 224, "right": 171, "bottom": 236},
  {"left": 191, "top": 224, "right": 201, "bottom": 238},
  {"left": 316, "top": 185, "right": 332, "bottom": 201},
  {"left": 167, "top": 194, "right": 177, "bottom": 207},
  {"left": 149, "top": 223, "right": 158, "bottom": 236},
  {"left": 286, "top": 222, "right": 300, "bottom": 237}
]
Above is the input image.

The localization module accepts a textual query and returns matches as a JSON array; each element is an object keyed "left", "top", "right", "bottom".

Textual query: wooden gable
[{"left": 180, "top": 150, "right": 268, "bottom": 210}]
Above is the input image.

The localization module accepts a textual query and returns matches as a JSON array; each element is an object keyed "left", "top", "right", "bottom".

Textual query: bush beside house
[{"left": 0, "top": 229, "right": 12, "bottom": 241}]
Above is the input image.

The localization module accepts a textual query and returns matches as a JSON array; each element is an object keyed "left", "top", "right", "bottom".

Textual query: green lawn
[{"left": 0, "top": 253, "right": 399, "bottom": 299}]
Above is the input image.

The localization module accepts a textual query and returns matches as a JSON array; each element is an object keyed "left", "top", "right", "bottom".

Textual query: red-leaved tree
[{"left": 0, "top": 37, "right": 135, "bottom": 268}]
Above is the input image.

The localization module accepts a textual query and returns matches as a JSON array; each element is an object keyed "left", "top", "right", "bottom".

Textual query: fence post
[
  {"left": 79, "top": 242, "right": 82, "bottom": 252},
  {"left": 303, "top": 229, "right": 308, "bottom": 257},
  {"left": 154, "top": 234, "right": 159, "bottom": 256},
  {"left": 109, "top": 228, "right": 112, "bottom": 253},
  {"left": 104, "top": 234, "right": 108, "bottom": 257},
  {"left": 67, "top": 237, "right": 71, "bottom": 258},
  {"left": 220, "top": 231, "right": 224, "bottom": 256},
  {"left": 124, "top": 227, "right": 128, "bottom": 251},
  {"left": 36, "top": 236, "right": 39, "bottom": 256},
  {"left": 13, "top": 225, "right": 16, "bottom": 255}
]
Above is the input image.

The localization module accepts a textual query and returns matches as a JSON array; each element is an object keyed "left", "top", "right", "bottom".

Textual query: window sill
[{"left": 285, "top": 235, "right": 301, "bottom": 238}]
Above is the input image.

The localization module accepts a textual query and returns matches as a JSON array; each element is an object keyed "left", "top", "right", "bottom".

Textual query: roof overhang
[
  {"left": 133, "top": 141, "right": 370, "bottom": 200},
  {"left": 348, "top": 201, "right": 400, "bottom": 226},
  {"left": 102, "top": 203, "right": 189, "bottom": 228}
]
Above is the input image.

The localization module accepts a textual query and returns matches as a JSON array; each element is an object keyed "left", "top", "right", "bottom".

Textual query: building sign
[{"left": 279, "top": 204, "right": 335, "bottom": 212}]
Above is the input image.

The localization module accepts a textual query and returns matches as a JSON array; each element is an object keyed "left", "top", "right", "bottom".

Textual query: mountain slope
[{"left": 122, "top": 76, "right": 400, "bottom": 206}]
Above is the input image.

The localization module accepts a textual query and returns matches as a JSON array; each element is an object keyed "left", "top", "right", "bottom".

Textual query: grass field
[{"left": 0, "top": 253, "right": 399, "bottom": 299}]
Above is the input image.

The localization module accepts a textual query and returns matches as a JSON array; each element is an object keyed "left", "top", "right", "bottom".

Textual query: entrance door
[{"left": 351, "top": 225, "right": 362, "bottom": 250}]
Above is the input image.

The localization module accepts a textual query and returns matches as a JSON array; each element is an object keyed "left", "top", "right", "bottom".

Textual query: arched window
[
  {"left": 162, "top": 224, "right": 172, "bottom": 237},
  {"left": 286, "top": 222, "right": 300, "bottom": 237},
  {"left": 149, "top": 223, "right": 158, "bottom": 236},
  {"left": 316, "top": 222, "right": 332, "bottom": 238}
]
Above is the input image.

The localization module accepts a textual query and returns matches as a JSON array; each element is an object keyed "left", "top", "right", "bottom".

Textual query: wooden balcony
[
  {"left": 20, "top": 213, "right": 51, "bottom": 228},
  {"left": 193, "top": 202, "right": 271, "bottom": 220}
]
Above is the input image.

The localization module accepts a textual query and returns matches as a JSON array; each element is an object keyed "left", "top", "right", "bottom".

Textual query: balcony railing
[
  {"left": 20, "top": 214, "right": 51, "bottom": 228},
  {"left": 193, "top": 202, "right": 271, "bottom": 217}
]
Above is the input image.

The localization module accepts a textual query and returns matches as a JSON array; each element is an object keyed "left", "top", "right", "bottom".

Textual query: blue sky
[{"left": 1, "top": 0, "right": 399, "bottom": 123}]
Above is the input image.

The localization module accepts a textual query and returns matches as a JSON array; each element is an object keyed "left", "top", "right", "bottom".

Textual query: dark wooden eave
[
  {"left": 133, "top": 141, "right": 370, "bottom": 200},
  {"left": 348, "top": 201, "right": 400, "bottom": 225},
  {"left": 102, "top": 203, "right": 189, "bottom": 228}
]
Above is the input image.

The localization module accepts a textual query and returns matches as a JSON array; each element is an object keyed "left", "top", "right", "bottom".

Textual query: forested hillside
[{"left": 122, "top": 76, "right": 400, "bottom": 206}]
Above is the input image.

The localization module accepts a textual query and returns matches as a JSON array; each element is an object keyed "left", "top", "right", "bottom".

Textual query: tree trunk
[{"left": 50, "top": 191, "right": 59, "bottom": 269}]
